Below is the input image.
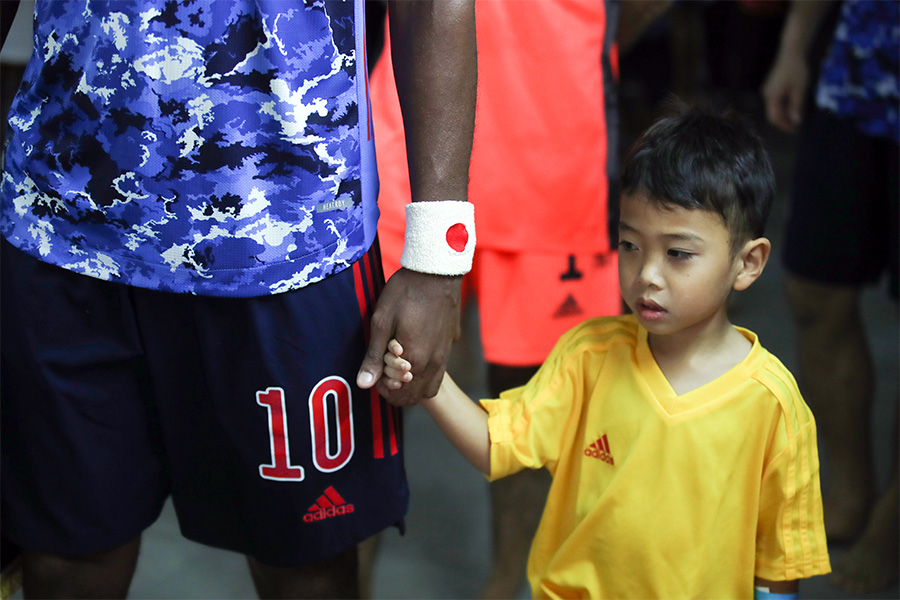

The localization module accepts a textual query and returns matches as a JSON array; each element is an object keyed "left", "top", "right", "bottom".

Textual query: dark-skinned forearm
[{"left": 388, "top": 0, "right": 476, "bottom": 204}]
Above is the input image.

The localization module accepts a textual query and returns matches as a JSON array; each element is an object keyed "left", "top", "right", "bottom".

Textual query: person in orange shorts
[{"left": 370, "top": 1, "right": 642, "bottom": 596}]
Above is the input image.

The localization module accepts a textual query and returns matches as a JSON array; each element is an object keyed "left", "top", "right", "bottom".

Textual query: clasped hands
[{"left": 356, "top": 268, "right": 462, "bottom": 406}]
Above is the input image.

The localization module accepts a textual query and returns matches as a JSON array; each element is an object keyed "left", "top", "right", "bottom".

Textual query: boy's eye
[
  {"left": 667, "top": 249, "right": 693, "bottom": 260},
  {"left": 617, "top": 241, "right": 637, "bottom": 252}
]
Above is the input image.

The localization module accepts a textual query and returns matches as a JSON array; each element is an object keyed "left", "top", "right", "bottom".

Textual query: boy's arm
[
  {"left": 421, "top": 374, "right": 491, "bottom": 476},
  {"left": 383, "top": 340, "right": 490, "bottom": 474},
  {"left": 754, "top": 384, "right": 830, "bottom": 592},
  {"left": 753, "top": 578, "right": 798, "bottom": 599}
]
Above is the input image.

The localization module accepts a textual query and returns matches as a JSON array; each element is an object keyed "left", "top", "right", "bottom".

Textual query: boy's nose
[{"left": 637, "top": 258, "right": 663, "bottom": 288}]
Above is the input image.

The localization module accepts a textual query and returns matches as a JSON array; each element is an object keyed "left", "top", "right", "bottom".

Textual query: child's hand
[{"left": 382, "top": 339, "right": 414, "bottom": 391}]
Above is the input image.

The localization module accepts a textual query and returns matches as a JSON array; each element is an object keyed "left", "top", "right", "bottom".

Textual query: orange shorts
[{"left": 379, "top": 225, "right": 621, "bottom": 366}]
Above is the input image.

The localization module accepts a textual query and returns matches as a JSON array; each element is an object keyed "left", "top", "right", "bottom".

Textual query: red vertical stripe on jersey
[{"left": 601, "top": 434, "right": 610, "bottom": 453}]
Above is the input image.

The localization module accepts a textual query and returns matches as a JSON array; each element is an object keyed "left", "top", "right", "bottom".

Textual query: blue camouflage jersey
[
  {"left": 1, "top": 0, "right": 379, "bottom": 296},
  {"left": 816, "top": 0, "right": 900, "bottom": 143}
]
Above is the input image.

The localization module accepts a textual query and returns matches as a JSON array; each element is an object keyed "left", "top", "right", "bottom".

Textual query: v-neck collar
[{"left": 634, "top": 322, "right": 765, "bottom": 418}]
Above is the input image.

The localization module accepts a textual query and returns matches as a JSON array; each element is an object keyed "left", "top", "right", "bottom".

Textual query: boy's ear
[{"left": 732, "top": 237, "right": 771, "bottom": 291}]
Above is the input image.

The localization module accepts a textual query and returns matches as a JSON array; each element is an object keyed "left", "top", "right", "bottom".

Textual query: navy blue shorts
[
  {"left": 784, "top": 107, "right": 899, "bottom": 299},
  {"left": 0, "top": 240, "right": 407, "bottom": 567}
]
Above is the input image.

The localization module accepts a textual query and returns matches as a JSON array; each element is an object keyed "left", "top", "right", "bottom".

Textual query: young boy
[{"left": 382, "top": 107, "right": 831, "bottom": 599}]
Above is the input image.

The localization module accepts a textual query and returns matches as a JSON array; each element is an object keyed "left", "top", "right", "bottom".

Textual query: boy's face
[{"left": 617, "top": 193, "right": 746, "bottom": 339}]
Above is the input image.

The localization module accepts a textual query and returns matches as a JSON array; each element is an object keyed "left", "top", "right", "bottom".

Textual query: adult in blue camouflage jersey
[
  {"left": 5, "top": 1, "right": 402, "bottom": 295},
  {"left": 0, "top": 1, "right": 476, "bottom": 597},
  {"left": 763, "top": 0, "right": 898, "bottom": 593}
]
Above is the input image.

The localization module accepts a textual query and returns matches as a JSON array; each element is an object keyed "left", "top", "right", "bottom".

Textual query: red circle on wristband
[{"left": 446, "top": 223, "right": 469, "bottom": 252}]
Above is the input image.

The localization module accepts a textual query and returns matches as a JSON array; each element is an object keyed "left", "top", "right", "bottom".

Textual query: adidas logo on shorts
[{"left": 303, "top": 486, "right": 355, "bottom": 522}]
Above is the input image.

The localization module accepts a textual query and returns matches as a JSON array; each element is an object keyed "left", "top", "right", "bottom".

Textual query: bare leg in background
[
  {"left": 785, "top": 277, "right": 875, "bottom": 542},
  {"left": 831, "top": 402, "right": 899, "bottom": 593}
]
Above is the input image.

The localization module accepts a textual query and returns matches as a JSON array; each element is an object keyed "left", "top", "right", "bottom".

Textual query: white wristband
[{"left": 400, "top": 201, "right": 476, "bottom": 276}]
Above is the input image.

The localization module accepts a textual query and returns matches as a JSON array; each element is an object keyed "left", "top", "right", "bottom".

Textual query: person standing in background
[{"left": 763, "top": 0, "right": 899, "bottom": 593}]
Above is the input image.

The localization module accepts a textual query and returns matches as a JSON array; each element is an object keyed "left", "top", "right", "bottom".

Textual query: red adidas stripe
[
  {"left": 324, "top": 486, "right": 345, "bottom": 505},
  {"left": 353, "top": 252, "right": 400, "bottom": 459}
]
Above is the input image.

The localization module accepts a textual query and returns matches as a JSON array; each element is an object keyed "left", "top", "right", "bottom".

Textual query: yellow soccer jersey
[{"left": 482, "top": 314, "right": 830, "bottom": 599}]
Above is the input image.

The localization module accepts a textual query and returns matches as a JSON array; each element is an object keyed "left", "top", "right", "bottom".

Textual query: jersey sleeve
[
  {"left": 755, "top": 378, "right": 831, "bottom": 581},
  {"left": 480, "top": 323, "right": 597, "bottom": 481}
]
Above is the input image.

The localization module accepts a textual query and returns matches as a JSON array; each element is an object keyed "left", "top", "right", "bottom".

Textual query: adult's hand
[
  {"left": 357, "top": 268, "right": 462, "bottom": 406},
  {"left": 761, "top": 0, "right": 833, "bottom": 133},
  {"left": 761, "top": 52, "right": 808, "bottom": 133}
]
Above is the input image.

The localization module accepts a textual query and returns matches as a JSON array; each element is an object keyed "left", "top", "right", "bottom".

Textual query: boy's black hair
[{"left": 619, "top": 102, "right": 775, "bottom": 249}]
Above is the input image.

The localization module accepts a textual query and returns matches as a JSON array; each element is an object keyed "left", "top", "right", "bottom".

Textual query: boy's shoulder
[
  {"left": 739, "top": 329, "right": 799, "bottom": 394},
  {"left": 737, "top": 327, "right": 813, "bottom": 424},
  {"left": 552, "top": 314, "right": 641, "bottom": 358},
  {"left": 740, "top": 334, "right": 821, "bottom": 490}
]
